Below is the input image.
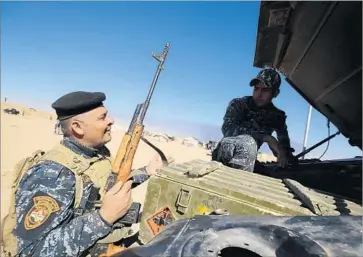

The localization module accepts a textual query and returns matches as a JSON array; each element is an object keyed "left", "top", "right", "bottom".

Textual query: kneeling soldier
[{"left": 213, "top": 69, "right": 295, "bottom": 172}]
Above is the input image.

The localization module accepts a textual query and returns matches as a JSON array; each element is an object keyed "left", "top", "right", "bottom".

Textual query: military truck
[
  {"left": 112, "top": 1, "right": 362, "bottom": 256},
  {"left": 251, "top": 0, "right": 362, "bottom": 204}
]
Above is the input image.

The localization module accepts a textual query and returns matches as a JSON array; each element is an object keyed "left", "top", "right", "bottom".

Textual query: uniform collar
[{"left": 61, "top": 137, "right": 101, "bottom": 158}]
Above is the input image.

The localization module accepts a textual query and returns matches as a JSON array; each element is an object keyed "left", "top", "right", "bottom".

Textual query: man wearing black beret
[{"left": 6, "top": 91, "right": 169, "bottom": 256}]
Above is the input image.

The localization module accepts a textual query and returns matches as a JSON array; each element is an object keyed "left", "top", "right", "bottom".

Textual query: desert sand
[{"left": 0, "top": 101, "right": 276, "bottom": 234}]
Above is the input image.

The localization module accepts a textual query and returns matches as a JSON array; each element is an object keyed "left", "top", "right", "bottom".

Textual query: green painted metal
[{"left": 139, "top": 159, "right": 363, "bottom": 244}]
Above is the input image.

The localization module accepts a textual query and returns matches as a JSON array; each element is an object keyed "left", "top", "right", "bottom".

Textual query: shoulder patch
[{"left": 24, "top": 195, "right": 60, "bottom": 230}]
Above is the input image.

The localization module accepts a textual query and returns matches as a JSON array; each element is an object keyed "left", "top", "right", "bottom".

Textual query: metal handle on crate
[{"left": 175, "top": 189, "right": 191, "bottom": 214}]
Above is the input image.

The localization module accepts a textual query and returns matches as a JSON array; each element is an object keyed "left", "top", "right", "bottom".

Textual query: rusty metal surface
[{"left": 115, "top": 215, "right": 363, "bottom": 257}]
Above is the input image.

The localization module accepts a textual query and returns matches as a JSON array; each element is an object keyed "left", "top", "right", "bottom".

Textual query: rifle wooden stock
[
  {"left": 115, "top": 124, "right": 144, "bottom": 183},
  {"left": 111, "top": 134, "right": 132, "bottom": 173}
]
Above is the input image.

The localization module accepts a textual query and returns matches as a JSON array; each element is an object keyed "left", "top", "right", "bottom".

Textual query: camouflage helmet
[{"left": 249, "top": 68, "right": 281, "bottom": 90}]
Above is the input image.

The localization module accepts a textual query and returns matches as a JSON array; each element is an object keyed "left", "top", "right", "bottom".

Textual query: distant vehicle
[{"left": 3, "top": 108, "right": 20, "bottom": 115}]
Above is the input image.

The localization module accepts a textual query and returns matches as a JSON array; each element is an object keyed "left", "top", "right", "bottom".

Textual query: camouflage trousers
[{"left": 212, "top": 134, "right": 258, "bottom": 172}]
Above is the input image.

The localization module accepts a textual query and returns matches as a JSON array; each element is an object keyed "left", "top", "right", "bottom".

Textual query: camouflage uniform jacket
[
  {"left": 13, "top": 137, "right": 150, "bottom": 257},
  {"left": 222, "top": 96, "right": 294, "bottom": 154}
]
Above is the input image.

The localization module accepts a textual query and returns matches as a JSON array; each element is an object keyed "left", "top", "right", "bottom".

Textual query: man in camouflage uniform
[
  {"left": 212, "top": 68, "right": 295, "bottom": 172},
  {"left": 5, "top": 91, "right": 168, "bottom": 257}
]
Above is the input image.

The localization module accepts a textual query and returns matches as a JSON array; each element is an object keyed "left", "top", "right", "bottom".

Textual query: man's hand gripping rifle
[{"left": 99, "top": 43, "right": 171, "bottom": 257}]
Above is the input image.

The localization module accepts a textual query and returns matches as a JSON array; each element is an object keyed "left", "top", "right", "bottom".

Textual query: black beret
[{"left": 52, "top": 91, "right": 106, "bottom": 120}]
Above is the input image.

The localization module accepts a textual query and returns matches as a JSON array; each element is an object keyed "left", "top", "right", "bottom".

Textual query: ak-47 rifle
[
  {"left": 113, "top": 42, "right": 170, "bottom": 183},
  {"left": 104, "top": 42, "right": 170, "bottom": 190},
  {"left": 100, "top": 43, "right": 171, "bottom": 257}
]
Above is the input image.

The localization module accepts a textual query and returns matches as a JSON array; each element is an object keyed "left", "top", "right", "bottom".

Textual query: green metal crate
[{"left": 139, "top": 159, "right": 362, "bottom": 244}]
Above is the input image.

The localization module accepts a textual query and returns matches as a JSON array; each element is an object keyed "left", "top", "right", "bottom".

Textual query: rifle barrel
[{"left": 138, "top": 43, "right": 170, "bottom": 123}]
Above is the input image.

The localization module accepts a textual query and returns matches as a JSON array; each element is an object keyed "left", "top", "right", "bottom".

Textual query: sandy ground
[{"left": 0, "top": 101, "right": 276, "bottom": 233}]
